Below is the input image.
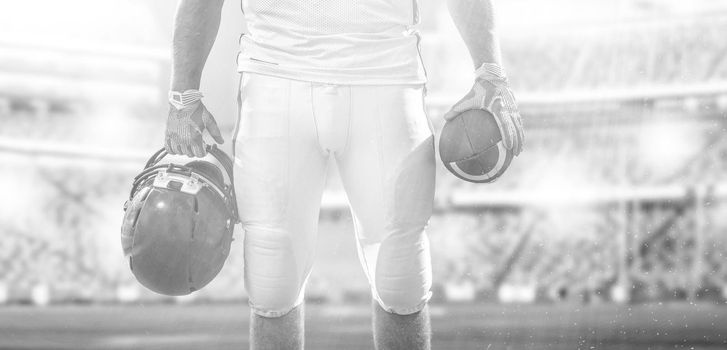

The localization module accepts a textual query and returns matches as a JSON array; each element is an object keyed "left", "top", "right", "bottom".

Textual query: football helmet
[{"left": 121, "top": 145, "right": 238, "bottom": 296}]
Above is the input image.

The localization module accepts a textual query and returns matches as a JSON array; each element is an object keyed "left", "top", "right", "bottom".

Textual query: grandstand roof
[{"left": 0, "top": 0, "right": 166, "bottom": 50}]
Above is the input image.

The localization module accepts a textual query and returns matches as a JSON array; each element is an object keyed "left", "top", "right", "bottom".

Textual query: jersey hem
[{"left": 237, "top": 60, "right": 427, "bottom": 86}]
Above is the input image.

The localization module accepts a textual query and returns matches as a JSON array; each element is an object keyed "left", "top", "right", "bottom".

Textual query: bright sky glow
[
  {"left": 0, "top": 0, "right": 162, "bottom": 47},
  {"left": 83, "top": 107, "right": 138, "bottom": 147},
  {"left": 530, "top": 159, "right": 591, "bottom": 204}
]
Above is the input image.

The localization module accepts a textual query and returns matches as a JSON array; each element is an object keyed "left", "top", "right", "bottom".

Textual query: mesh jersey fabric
[{"left": 237, "top": 0, "right": 426, "bottom": 85}]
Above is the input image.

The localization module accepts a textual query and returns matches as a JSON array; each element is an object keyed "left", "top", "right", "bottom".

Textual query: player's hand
[
  {"left": 165, "top": 96, "right": 224, "bottom": 158},
  {"left": 444, "top": 63, "right": 524, "bottom": 156}
]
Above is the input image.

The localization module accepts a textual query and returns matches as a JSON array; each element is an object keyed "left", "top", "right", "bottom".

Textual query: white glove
[
  {"left": 444, "top": 63, "right": 524, "bottom": 156},
  {"left": 165, "top": 90, "right": 224, "bottom": 158}
]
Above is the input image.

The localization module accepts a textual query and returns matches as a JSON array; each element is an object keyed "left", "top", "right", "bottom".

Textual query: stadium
[{"left": 1, "top": 0, "right": 727, "bottom": 349}]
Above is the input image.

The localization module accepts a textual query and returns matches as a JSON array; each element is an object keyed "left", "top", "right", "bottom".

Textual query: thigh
[
  {"left": 336, "top": 84, "right": 435, "bottom": 314},
  {"left": 233, "top": 74, "right": 328, "bottom": 315},
  {"left": 233, "top": 73, "right": 327, "bottom": 228},
  {"left": 337, "top": 84, "right": 435, "bottom": 240}
]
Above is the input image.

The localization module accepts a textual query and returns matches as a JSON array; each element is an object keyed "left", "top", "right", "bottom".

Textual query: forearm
[
  {"left": 446, "top": 0, "right": 502, "bottom": 69},
  {"left": 171, "top": 0, "right": 225, "bottom": 91}
]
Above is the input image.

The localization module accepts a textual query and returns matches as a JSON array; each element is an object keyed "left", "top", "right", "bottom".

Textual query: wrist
[
  {"left": 475, "top": 62, "right": 508, "bottom": 83},
  {"left": 169, "top": 90, "right": 204, "bottom": 110}
]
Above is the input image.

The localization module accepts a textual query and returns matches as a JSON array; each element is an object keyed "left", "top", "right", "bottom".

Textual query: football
[{"left": 439, "top": 109, "right": 513, "bottom": 183}]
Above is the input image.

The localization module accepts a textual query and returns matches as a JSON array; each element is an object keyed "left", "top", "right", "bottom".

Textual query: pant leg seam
[
  {"left": 309, "top": 84, "right": 328, "bottom": 156},
  {"left": 371, "top": 86, "right": 389, "bottom": 303},
  {"left": 340, "top": 85, "right": 353, "bottom": 156}
]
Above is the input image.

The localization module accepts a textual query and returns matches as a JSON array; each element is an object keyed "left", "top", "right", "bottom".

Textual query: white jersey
[{"left": 237, "top": 0, "right": 426, "bottom": 85}]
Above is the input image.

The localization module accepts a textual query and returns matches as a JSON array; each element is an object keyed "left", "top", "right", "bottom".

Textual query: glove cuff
[
  {"left": 169, "top": 90, "right": 204, "bottom": 110},
  {"left": 475, "top": 62, "right": 508, "bottom": 83}
]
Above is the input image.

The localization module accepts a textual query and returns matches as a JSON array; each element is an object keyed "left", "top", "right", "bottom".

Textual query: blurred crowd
[
  {"left": 422, "top": 14, "right": 727, "bottom": 99},
  {"left": 502, "top": 17, "right": 727, "bottom": 92},
  {"left": 1, "top": 112, "right": 726, "bottom": 305}
]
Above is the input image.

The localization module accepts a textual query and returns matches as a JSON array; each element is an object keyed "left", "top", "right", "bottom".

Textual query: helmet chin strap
[
  {"left": 144, "top": 144, "right": 234, "bottom": 181},
  {"left": 128, "top": 144, "right": 239, "bottom": 223}
]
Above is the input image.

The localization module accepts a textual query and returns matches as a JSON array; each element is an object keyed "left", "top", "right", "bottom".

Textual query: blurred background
[{"left": 1, "top": 0, "right": 727, "bottom": 349}]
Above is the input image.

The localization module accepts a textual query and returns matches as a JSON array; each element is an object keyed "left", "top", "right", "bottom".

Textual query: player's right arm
[{"left": 165, "top": 0, "right": 225, "bottom": 158}]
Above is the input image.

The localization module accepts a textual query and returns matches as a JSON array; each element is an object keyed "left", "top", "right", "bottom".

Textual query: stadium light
[
  {"left": 31, "top": 284, "right": 51, "bottom": 306},
  {"left": 638, "top": 121, "right": 697, "bottom": 173},
  {"left": 116, "top": 284, "right": 141, "bottom": 303},
  {"left": 682, "top": 97, "right": 700, "bottom": 113},
  {"left": 610, "top": 282, "right": 629, "bottom": 304}
]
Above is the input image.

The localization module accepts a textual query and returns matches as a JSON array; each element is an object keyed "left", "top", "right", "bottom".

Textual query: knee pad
[
  {"left": 244, "top": 227, "right": 308, "bottom": 318},
  {"left": 372, "top": 225, "right": 433, "bottom": 315}
]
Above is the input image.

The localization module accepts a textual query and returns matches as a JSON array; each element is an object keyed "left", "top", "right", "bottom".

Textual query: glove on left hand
[{"left": 444, "top": 63, "right": 524, "bottom": 156}]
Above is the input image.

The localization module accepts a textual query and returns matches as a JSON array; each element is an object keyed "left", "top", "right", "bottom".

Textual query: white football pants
[{"left": 233, "top": 73, "right": 434, "bottom": 317}]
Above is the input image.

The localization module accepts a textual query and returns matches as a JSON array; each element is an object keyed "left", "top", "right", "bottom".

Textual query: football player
[{"left": 164, "top": 0, "right": 523, "bottom": 349}]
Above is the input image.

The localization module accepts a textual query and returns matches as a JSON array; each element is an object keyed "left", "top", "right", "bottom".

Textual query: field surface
[{"left": 1, "top": 302, "right": 726, "bottom": 350}]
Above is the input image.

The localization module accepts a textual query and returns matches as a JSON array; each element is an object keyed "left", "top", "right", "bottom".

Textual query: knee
[
  {"left": 373, "top": 231, "right": 432, "bottom": 315},
  {"left": 243, "top": 227, "right": 306, "bottom": 318},
  {"left": 247, "top": 286, "right": 304, "bottom": 318},
  {"left": 375, "top": 285, "right": 431, "bottom": 315}
]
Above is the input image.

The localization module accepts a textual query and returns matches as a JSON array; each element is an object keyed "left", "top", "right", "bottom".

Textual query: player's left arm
[{"left": 444, "top": 0, "right": 524, "bottom": 155}]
